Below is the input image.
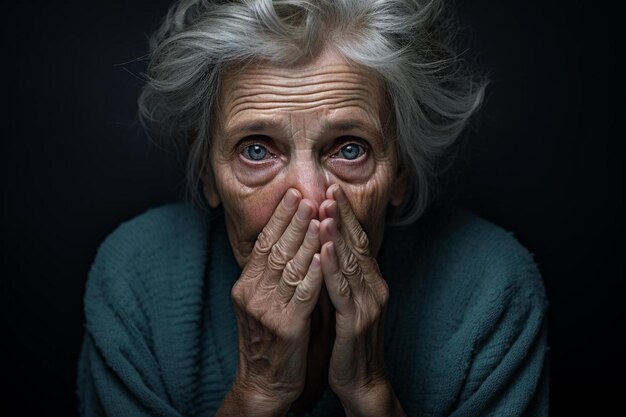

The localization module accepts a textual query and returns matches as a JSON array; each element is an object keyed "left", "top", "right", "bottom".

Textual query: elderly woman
[{"left": 77, "top": 0, "right": 548, "bottom": 416}]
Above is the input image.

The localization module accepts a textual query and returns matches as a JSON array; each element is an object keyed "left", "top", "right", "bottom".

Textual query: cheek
[
  {"left": 223, "top": 190, "right": 278, "bottom": 234},
  {"left": 233, "top": 156, "right": 284, "bottom": 187},
  {"left": 216, "top": 168, "right": 288, "bottom": 262},
  {"left": 341, "top": 167, "right": 394, "bottom": 237},
  {"left": 347, "top": 182, "right": 390, "bottom": 224},
  {"left": 327, "top": 156, "right": 375, "bottom": 184}
]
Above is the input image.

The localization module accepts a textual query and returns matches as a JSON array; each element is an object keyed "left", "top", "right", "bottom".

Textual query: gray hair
[{"left": 138, "top": 0, "right": 487, "bottom": 225}]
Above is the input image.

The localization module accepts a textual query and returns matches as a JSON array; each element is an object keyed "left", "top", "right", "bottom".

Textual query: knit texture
[{"left": 76, "top": 202, "right": 549, "bottom": 416}]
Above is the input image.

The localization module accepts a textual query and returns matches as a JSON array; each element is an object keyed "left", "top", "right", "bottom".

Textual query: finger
[
  {"left": 249, "top": 188, "right": 301, "bottom": 267},
  {"left": 288, "top": 254, "right": 324, "bottom": 318},
  {"left": 255, "top": 199, "right": 316, "bottom": 295},
  {"left": 328, "top": 184, "right": 371, "bottom": 258},
  {"left": 320, "top": 218, "right": 364, "bottom": 293},
  {"left": 318, "top": 198, "right": 335, "bottom": 222},
  {"left": 320, "top": 241, "right": 353, "bottom": 317},
  {"left": 275, "top": 219, "right": 321, "bottom": 304},
  {"left": 264, "top": 199, "right": 315, "bottom": 273}
]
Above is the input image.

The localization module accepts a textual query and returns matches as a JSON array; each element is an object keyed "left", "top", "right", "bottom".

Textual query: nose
[{"left": 287, "top": 157, "right": 327, "bottom": 213}]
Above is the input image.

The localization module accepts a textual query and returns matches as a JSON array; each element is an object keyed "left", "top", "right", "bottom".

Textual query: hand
[
  {"left": 318, "top": 184, "right": 404, "bottom": 416},
  {"left": 227, "top": 189, "right": 323, "bottom": 414}
]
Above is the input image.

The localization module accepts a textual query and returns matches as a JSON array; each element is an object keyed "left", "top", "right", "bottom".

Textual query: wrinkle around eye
[
  {"left": 234, "top": 154, "right": 283, "bottom": 187},
  {"left": 235, "top": 134, "right": 280, "bottom": 159},
  {"left": 325, "top": 150, "right": 374, "bottom": 184},
  {"left": 326, "top": 135, "right": 370, "bottom": 159}
]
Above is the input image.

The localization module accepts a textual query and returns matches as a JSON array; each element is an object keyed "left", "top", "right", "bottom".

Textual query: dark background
[{"left": 1, "top": 1, "right": 620, "bottom": 415}]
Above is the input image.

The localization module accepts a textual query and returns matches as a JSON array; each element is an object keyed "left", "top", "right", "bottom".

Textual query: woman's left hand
[{"left": 318, "top": 185, "right": 406, "bottom": 417}]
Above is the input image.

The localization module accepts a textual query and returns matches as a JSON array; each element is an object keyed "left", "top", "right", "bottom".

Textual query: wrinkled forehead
[{"left": 214, "top": 49, "right": 390, "bottom": 134}]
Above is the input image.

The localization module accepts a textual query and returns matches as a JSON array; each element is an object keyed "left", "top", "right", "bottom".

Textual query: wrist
[
  {"left": 219, "top": 380, "right": 293, "bottom": 417},
  {"left": 336, "top": 380, "right": 405, "bottom": 417}
]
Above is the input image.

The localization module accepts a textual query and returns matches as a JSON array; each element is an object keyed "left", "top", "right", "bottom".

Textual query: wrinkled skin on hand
[
  {"left": 230, "top": 189, "right": 323, "bottom": 408},
  {"left": 319, "top": 185, "right": 399, "bottom": 415},
  {"left": 227, "top": 185, "right": 403, "bottom": 416}
]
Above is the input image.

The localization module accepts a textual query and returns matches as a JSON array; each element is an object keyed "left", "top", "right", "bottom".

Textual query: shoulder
[
  {"left": 90, "top": 201, "right": 209, "bottom": 276},
  {"left": 96, "top": 202, "right": 209, "bottom": 263},
  {"left": 384, "top": 203, "right": 548, "bottom": 330},
  {"left": 385, "top": 205, "right": 550, "bottom": 415},
  {"left": 409, "top": 204, "right": 549, "bottom": 356},
  {"left": 429, "top": 207, "right": 549, "bottom": 411},
  {"left": 80, "top": 203, "right": 213, "bottom": 413},
  {"left": 83, "top": 202, "right": 211, "bottom": 329},
  {"left": 415, "top": 204, "right": 547, "bottom": 303}
]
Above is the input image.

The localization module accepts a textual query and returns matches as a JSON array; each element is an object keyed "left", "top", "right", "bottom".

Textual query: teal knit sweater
[{"left": 76, "top": 202, "right": 549, "bottom": 416}]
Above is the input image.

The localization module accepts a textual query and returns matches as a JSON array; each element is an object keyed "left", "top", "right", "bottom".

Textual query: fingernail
[
  {"left": 311, "top": 254, "right": 321, "bottom": 270},
  {"left": 285, "top": 189, "right": 299, "bottom": 208},
  {"left": 297, "top": 202, "right": 311, "bottom": 220},
  {"left": 307, "top": 220, "right": 319, "bottom": 237},
  {"left": 327, "top": 201, "right": 338, "bottom": 219},
  {"left": 326, "top": 242, "right": 335, "bottom": 257}
]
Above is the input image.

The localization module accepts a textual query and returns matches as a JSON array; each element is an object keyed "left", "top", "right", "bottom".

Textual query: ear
[
  {"left": 390, "top": 168, "right": 408, "bottom": 207},
  {"left": 201, "top": 163, "right": 221, "bottom": 208}
]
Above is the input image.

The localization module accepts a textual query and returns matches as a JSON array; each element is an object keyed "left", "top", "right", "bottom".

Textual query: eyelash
[
  {"left": 237, "top": 136, "right": 369, "bottom": 162},
  {"left": 330, "top": 142, "right": 367, "bottom": 161},
  {"left": 238, "top": 136, "right": 276, "bottom": 162}
]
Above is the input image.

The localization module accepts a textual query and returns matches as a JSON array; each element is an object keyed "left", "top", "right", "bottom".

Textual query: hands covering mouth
[{"left": 226, "top": 184, "right": 404, "bottom": 416}]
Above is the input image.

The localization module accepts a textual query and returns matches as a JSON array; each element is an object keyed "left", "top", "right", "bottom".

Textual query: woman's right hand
[{"left": 220, "top": 189, "right": 323, "bottom": 416}]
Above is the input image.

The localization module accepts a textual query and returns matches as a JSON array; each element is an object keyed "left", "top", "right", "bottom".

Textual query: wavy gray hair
[{"left": 138, "top": 0, "right": 487, "bottom": 225}]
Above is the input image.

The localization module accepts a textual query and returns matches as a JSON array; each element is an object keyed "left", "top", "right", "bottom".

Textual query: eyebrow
[
  {"left": 333, "top": 122, "right": 363, "bottom": 131},
  {"left": 225, "top": 118, "right": 384, "bottom": 141},
  {"left": 225, "top": 120, "right": 280, "bottom": 137},
  {"left": 326, "top": 119, "right": 384, "bottom": 141}
]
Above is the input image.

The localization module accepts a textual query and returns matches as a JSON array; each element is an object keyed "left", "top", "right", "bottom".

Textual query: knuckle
[
  {"left": 337, "top": 276, "right": 352, "bottom": 298},
  {"left": 230, "top": 282, "right": 246, "bottom": 306},
  {"left": 294, "top": 282, "right": 314, "bottom": 303},
  {"left": 353, "top": 229, "right": 370, "bottom": 257},
  {"left": 253, "top": 230, "right": 273, "bottom": 255},
  {"left": 342, "top": 252, "right": 361, "bottom": 280},
  {"left": 282, "top": 260, "right": 302, "bottom": 286},
  {"left": 267, "top": 243, "right": 288, "bottom": 271}
]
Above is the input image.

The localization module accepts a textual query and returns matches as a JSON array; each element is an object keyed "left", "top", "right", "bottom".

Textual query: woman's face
[{"left": 203, "top": 48, "right": 405, "bottom": 267}]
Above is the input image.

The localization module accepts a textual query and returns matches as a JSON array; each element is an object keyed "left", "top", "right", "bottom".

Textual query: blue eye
[
  {"left": 339, "top": 143, "right": 364, "bottom": 160},
  {"left": 244, "top": 144, "right": 268, "bottom": 161}
]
